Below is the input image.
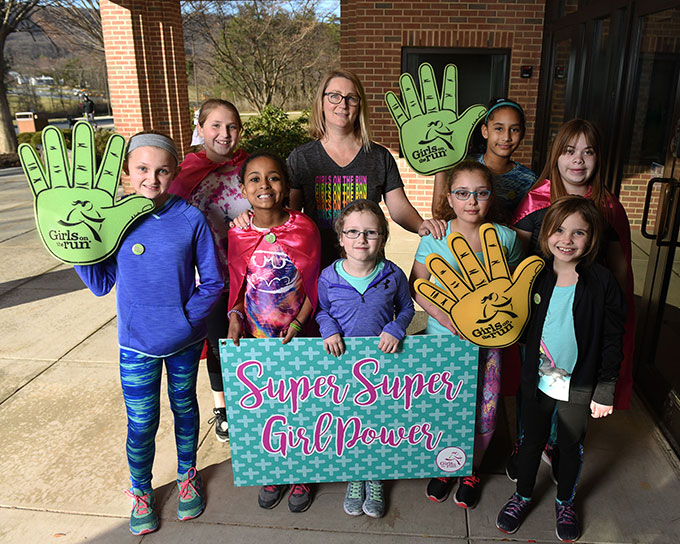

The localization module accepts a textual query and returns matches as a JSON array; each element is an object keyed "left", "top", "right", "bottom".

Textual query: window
[{"left": 401, "top": 47, "right": 511, "bottom": 155}]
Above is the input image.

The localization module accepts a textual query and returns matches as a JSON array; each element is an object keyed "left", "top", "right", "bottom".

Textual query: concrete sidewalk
[{"left": 1, "top": 166, "right": 679, "bottom": 543}]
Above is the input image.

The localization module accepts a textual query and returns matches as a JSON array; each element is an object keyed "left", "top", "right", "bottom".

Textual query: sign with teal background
[{"left": 220, "top": 335, "right": 479, "bottom": 487}]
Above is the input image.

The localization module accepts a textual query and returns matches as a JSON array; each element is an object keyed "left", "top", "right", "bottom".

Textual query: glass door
[{"left": 630, "top": 6, "right": 680, "bottom": 455}]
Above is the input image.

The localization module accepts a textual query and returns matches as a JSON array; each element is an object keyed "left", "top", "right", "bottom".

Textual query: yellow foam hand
[{"left": 414, "top": 224, "right": 544, "bottom": 348}]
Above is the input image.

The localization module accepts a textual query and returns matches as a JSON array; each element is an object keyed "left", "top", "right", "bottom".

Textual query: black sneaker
[
  {"left": 208, "top": 407, "right": 229, "bottom": 442},
  {"left": 506, "top": 439, "right": 521, "bottom": 482},
  {"left": 542, "top": 444, "right": 559, "bottom": 485},
  {"left": 288, "top": 484, "right": 311, "bottom": 513},
  {"left": 426, "top": 477, "right": 452, "bottom": 502},
  {"left": 258, "top": 484, "right": 286, "bottom": 509},
  {"left": 496, "top": 492, "right": 531, "bottom": 534},
  {"left": 555, "top": 500, "right": 580, "bottom": 542},
  {"left": 453, "top": 473, "right": 480, "bottom": 508}
]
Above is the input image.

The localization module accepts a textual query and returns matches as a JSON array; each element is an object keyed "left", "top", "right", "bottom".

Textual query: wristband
[
  {"left": 289, "top": 320, "right": 302, "bottom": 333},
  {"left": 227, "top": 309, "right": 244, "bottom": 322}
]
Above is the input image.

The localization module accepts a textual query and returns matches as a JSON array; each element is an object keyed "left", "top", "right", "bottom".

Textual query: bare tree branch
[
  {"left": 42, "top": 0, "right": 104, "bottom": 54},
  {"left": 183, "top": 0, "right": 339, "bottom": 111},
  {"left": 0, "top": 0, "right": 43, "bottom": 153}
]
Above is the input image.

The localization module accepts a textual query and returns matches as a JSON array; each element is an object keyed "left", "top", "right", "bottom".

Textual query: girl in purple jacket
[{"left": 316, "top": 199, "right": 415, "bottom": 519}]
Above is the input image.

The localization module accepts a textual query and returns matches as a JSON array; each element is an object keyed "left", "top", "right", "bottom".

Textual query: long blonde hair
[{"left": 309, "top": 69, "right": 371, "bottom": 150}]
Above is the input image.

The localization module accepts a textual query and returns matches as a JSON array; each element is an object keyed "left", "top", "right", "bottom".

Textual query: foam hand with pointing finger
[
  {"left": 414, "top": 224, "right": 544, "bottom": 348},
  {"left": 385, "top": 63, "right": 486, "bottom": 175},
  {"left": 19, "top": 121, "right": 155, "bottom": 265}
]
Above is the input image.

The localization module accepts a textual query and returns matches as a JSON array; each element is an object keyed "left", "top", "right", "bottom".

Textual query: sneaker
[
  {"left": 343, "top": 480, "right": 364, "bottom": 516},
  {"left": 288, "top": 483, "right": 312, "bottom": 513},
  {"left": 542, "top": 444, "right": 560, "bottom": 485},
  {"left": 555, "top": 500, "right": 580, "bottom": 542},
  {"left": 258, "top": 484, "right": 287, "bottom": 509},
  {"left": 125, "top": 488, "right": 158, "bottom": 535},
  {"left": 426, "top": 477, "right": 452, "bottom": 502},
  {"left": 177, "top": 467, "right": 205, "bottom": 520},
  {"left": 496, "top": 492, "right": 531, "bottom": 534},
  {"left": 453, "top": 473, "right": 480, "bottom": 509},
  {"left": 208, "top": 407, "right": 229, "bottom": 442},
  {"left": 362, "top": 480, "right": 385, "bottom": 518},
  {"left": 506, "top": 440, "right": 520, "bottom": 482}
]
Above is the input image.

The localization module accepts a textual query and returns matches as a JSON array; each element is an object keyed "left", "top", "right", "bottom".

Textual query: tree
[
  {"left": 182, "top": 0, "right": 339, "bottom": 111},
  {"left": 40, "top": 0, "right": 103, "bottom": 54},
  {"left": 0, "top": 1, "right": 43, "bottom": 153}
]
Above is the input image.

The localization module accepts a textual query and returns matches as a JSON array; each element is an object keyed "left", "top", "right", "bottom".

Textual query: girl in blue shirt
[
  {"left": 75, "top": 132, "right": 223, "bottom": 535},
  {"left": 411, "top": 160, "right": 523, "bottom": 509}
]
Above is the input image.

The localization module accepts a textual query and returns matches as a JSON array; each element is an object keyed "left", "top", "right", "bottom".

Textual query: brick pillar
[{"left": 101, "top": 0, "right": 190, "bottom": 156}]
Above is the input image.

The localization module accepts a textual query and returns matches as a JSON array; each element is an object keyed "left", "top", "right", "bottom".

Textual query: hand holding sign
[
  {"left": 19, "top": 121, "right": 154, "bottom": 265},
  {"left": 414, "top": 224, "right": 544, "bottom": 348},
  {"left": 385, "top": 63, "right": 486, "bottom": 175}
]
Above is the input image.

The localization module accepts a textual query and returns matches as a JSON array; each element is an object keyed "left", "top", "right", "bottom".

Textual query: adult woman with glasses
[{"left": 288, "top": 68, "right": 446, "bottom": 268}]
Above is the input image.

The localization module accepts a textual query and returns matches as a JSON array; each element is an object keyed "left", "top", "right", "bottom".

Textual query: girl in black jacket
[{"left": 496, "top": 196, "right": 626, "bottom": 542}]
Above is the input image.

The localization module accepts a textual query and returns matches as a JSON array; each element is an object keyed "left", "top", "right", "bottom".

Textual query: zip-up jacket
[
  {"left": 75, "top": 195, "right": 223, "bottom": 357},
  {"left": 522, "top": 260, "right": 626, "bottom": 406},
  {"left": 316, "top": 259, "right": 415, "bottom": 341}
]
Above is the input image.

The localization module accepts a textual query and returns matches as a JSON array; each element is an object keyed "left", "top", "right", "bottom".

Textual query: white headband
[{"left": 127, "top": 133, "right": 178, "bottom": 163}]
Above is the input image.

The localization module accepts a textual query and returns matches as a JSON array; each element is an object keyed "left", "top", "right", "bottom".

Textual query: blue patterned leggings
[{"left": 119, "top": 342, "right": 202, "bottom": 492}]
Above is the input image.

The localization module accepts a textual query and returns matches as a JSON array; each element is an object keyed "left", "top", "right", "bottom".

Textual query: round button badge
[
  {"left": 265, "top": 233, "right": 277, "bottom": 244},
  {"left": 132, "top": 243, "right": 145, "bottom": 255},
  {"left": 533, "top": 293, "right": 541, "bottom": 305}
]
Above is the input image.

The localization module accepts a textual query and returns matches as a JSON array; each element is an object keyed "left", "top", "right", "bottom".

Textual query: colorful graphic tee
[
  {"left": 244, "top": 234, "right": 305, "bottom": 338},
  {"left": 187, "top": 166, "right": 251, "bottom": 287},
  {"left": 288, "top": 140, "right": 404, "bottom": 268}
]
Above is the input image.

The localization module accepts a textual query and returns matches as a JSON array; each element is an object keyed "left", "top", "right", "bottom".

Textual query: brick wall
[
  {"left": 101, "top": 0, "right": 191, "bottom": 192},
  {"left": 341, "top": 0, "right": 546, "bottom": 217}
]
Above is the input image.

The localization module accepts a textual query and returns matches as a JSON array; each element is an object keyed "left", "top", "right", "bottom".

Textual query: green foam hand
[
  {"left": 19, "top": 121, "right": 155, "bottom": 265},
  {"left": 385, "top": 63, "right": 487, "bottom": 175}
]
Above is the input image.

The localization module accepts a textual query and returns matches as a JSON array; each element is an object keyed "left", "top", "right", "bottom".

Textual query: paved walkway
[{"left": 1, "top": 166, "right": 679, "bottom": 543}]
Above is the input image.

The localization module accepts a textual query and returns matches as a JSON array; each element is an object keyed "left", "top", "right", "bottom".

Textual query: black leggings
[
  {"left": 206, "top": 292, "right": 228, "bottom": 392},
  {"left": 516, "top": 389, "right": 589, "bottom": 503}
]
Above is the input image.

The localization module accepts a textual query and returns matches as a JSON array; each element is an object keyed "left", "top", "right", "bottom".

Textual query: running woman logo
[
  {"left": 436, "top": 447, "right": 467, "bottom": 472},
  {"left": 19, "top": 121, "right": 154, "bottom": 264},
  {"left": 414, "top": 224, "right": 544, "bottom": 348},
  {"left": 385, "top": 63, "right": 486, "bottom": 175}
]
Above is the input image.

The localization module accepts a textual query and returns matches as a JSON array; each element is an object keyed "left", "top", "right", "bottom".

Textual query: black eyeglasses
[
  {"left": 450, "top": 189, "right": 492, "bottom": 201},
  {"left": 324, "top": 92, "right": 361, "bottom": 107},
  {"left": 342, "top": 229, "right": 382, "bottom": 240}
]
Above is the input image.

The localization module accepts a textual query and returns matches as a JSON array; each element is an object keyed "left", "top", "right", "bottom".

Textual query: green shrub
[
  {"left": 241, "top": 106, "right": 312, "bottom": 160},
  {"left": 61, "top": 129, "right": 73, "bottom": 149},
  {"left": 15, "top": 128, "right": 113, "bottom": 165},
  {"left": 30, "top": 131, "right": 42, "bottom": 150},
  {"left": 94, "top": 129, "right": 116, "bottom": 160},
  {"left": 17, "top": 132, "right": 33, "bottom": 146}
]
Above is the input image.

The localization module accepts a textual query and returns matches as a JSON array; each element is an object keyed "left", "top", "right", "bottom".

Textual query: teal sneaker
[
  {"left": 125, "top": 488, "right": 158, "bottom": 535},
  {"left": 362, "top": 480, "right": 385, "bottom": 518},
  {"left": 177, "top": 467, "right": 205, "bottom": 520},
  {"left": 343, "top": 480, "right": 364, "bottom": 516}
]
